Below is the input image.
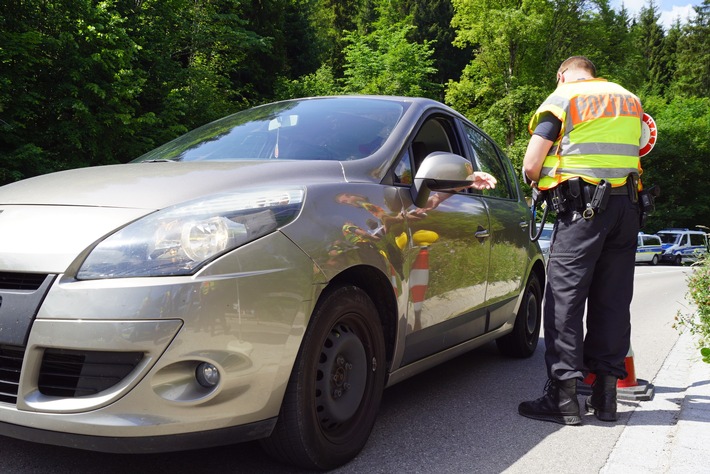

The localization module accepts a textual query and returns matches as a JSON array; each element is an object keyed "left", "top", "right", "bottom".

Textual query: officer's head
[{"left": 557, "top": 56, "right": 597, "bottom": 83}]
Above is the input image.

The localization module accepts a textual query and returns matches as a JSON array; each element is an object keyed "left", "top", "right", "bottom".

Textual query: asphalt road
[{"left": 0, "top": 264, "right": 692, "bottom": 474}]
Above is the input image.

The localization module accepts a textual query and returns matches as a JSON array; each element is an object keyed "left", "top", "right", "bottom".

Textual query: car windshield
[
  {"left": 657, "top": 232, "right": 681, "bottom": 244},
  {"left": 133, "top": 97, "right": 406, "bottom": 163}
]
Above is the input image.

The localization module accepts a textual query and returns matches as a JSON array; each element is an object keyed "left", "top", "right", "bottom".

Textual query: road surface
[{"left": 0, "top": 265, "right": 693, "bottom": 473}]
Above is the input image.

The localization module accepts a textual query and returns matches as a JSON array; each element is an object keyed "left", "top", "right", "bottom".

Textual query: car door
[
  {"left": 393, "top": 113, "right": 491, "bottom": 365},
  {"left": 459, "top": 122, "right": 531, "bottom": 332}
]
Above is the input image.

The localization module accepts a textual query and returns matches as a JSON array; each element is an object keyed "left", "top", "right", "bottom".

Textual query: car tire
[
  {"left": 260, "top": 285, "right": 386, "bottom": 470},
  {"left": 674, "top": 254, "right": 683, "bottom": 266},
  {"left": 495, "top": 273, "right": 542, "bottom": 358},
  {"left": 651, "top": 254, "right": 659, "bottom": 266}
]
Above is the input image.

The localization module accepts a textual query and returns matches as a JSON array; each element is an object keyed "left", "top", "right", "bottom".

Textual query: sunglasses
[{"left": 556, "top": 68, "right": 568, "bottom": 84}]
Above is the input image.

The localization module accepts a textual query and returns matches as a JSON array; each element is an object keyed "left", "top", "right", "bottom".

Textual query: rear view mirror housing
[{"left": 411, "top": 152, "right": 474, "bottom": 208}]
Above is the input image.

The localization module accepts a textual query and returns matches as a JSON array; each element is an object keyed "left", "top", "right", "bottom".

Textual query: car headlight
[{"left": 77, "top": 188, "right": 304, "bottom": 279}]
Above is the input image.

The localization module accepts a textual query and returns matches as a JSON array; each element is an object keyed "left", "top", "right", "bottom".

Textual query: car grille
[
  {"left": 0, "top": 346, "right": 24, "bottom": 404},
  {"left": 39, "top": 349, "right": 143, "bottom": 397},
  {"left": 0, "top": 272, "right": 49, "bottom": 291},
  {"left": 0, "top": 345, "right": 143, "bottom": 404}
]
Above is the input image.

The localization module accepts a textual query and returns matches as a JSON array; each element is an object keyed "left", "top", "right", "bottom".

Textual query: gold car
[{"left": 0, "top": 96, "right": 545, "bottom": 470}]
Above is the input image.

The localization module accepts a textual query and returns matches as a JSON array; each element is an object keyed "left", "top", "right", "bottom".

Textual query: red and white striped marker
[{"left": 410, "top": 230, "right": 439, "bottom": 331}]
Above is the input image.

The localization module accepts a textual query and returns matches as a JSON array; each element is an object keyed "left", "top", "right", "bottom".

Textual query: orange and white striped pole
[{"left": 410, "top": 230, "right": 438, "bottom": 331}]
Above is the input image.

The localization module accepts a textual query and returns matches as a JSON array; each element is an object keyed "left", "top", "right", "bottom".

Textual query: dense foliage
[
  {"left": 1, "top": 0, "right": 708, "bottom": 230},
  {"left": 675, "top": 255, "right": 710, "bottom": 363}
]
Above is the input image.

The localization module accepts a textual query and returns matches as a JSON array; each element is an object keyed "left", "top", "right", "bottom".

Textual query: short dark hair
[{"left": 558, "top": 56, "right": 597, "bottom": 77}]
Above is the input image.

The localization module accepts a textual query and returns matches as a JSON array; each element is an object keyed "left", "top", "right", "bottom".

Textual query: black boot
[
  {"left": 585, "top": 374, "right": 618, "bottom": 421},
  {"left": 518, "top": 379, "right": 581, "bottom": 425}
]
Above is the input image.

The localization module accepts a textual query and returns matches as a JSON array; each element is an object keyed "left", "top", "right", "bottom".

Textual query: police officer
[{"left": 518, "top": 56, "right": 642, "bottom": 425}]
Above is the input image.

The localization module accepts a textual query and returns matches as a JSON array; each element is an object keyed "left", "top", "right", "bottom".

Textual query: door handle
[{"left": 475, "top": 226, "right": 490, "bottom": 240}]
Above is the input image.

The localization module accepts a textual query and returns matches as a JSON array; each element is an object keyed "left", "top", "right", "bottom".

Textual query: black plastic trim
[{"left": 0, "top": 417, "right": 277, "bottom": 453}]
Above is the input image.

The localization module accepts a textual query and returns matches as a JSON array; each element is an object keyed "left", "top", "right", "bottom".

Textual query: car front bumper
[{"left": 0, "top": 232, "right": 322, "bottom": 451}]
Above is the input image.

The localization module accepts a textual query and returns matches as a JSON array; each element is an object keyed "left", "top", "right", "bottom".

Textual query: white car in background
[
  {"left": 636, "top": 232, "right": 663, "bottom": 265},
  {"left": 536, "top": 223, "right": 555, "bottom": 263},
  {"left": 657, "top": 228, "right": 709, "bottom": 265}
]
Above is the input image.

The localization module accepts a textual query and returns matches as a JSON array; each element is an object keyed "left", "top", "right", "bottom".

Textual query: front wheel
[
  {"left": 650, "top": 254, "right": 659, "bottom": 266},
  {"left": 674, "top": 254, "right": 683, "bottom": 266},
  {"left": 260, "top": 285, "right": 386, "bottom": 470},
  {"left": 496, "top": 273, "right": 542, "bottom": 358}
]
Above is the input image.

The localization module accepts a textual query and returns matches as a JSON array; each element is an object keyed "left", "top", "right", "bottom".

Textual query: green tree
[
  {"left": 634, "top": 0, "right": 667, "bottom": 95},
  {"left": 0, "top": 0, "right": 142, "bottom": 182},
  {"left": 282, "top": 0, "right": 326, "bottom": 78},
  {"left": 447, "top": 0, "right": 552, "bottom": 146},
  {"left": 273, "top": 64, "right": 339, "bottom": 99},
  {"left": 671, "top": 0, "right": 710, "bottom": 98},
  {"left": 640, "top": 96, "right": 710, "bottom": 231},
  {"left": 655, "top": 20, "right": 681, "bottom": 94},
  {"left": 583, "top": 0, "right": 642, "bottom": 89},
  {"left": 342, "top": 18, "right": 438, "bottom": 97},
  {"left": 675, "top": 254, "right": 710, "bottom": 364},
  {"left": 314, "top": 0, "right": 362, "bottom": 76},
  {"left": 128, "top": 0, "right": 269, "bottom": 132},
  {"left": 410, "top": 0, "right": 472, "bottom": 101}
]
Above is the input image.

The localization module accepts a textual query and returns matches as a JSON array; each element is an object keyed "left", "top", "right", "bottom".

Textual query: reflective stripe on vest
[{"left": 529, "top": 79, "right": 642, "bottom": 190}]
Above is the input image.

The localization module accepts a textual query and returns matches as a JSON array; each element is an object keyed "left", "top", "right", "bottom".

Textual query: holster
[
  {"left": 548, "top": 177, "right": 611, "bottom": 218},
  {"left": 638, "top": 184, "right": 660, "bottom": 228},
  {"left": 586, "top": 179, "right": 611, "bottom": 217},
  {"left": 547, "top": 186, "right": 567, "bottom": 214}
]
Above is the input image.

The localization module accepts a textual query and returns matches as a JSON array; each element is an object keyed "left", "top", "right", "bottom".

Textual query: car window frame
[
  {"left": 457, "top": 121, "right": 517, "bottom": 201},
  {"left": 388, "top": 111, "right": 466, "bottom": 190}
]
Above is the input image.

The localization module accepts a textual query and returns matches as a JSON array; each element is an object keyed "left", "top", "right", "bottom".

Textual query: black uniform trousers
[{"left": 544, "top": 194, "right": 640, "bottom": 381}]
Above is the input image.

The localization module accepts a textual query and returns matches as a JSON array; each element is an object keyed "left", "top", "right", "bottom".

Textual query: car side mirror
[{"left": 411, "top": 152, "right": 474, "bottom": 208}]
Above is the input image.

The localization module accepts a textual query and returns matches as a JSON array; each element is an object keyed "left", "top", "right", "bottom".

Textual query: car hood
[
  {"left": 0, "top": 161, "right": 347, "bottom": 209},
  {"left": 0, "top": 161, "right": 347, "bottom": 273}
]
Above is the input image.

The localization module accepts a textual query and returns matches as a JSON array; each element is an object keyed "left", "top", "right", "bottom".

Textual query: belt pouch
[
  {"left": 567, "top": 178, "right": 584, "bottom": 210},
  {"left": 549, "top": 187, "right": 567, "bottom": 213},
  {"left": 590, "top": 179, "right": 611, "bottom": 213},
  {"left": 627, "top": 174, "right": 639, "bottom": 203}
]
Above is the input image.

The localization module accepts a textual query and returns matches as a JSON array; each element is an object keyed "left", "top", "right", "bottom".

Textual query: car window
[
  {"left": 392, "top": 150, "right": 414, "bottom": 185},
  {"left": 462, "top": 124, "right": 513, "bottom": 199},
  {"left": 133, "top": 97, "right": 407, "bottom": 163},
  {"left": 658, "top": 232, "right": 681, "bottom": 245},
  {"left": 389, "top": 115, "right": 463, "bottom": 188},
  {"left": 690, "top": 233, "right": 706, "bottom": 246},
  {"left": 642, "top": 235, "right": 660, "bottom": 245},
  {"left": 411, "top": 116, "right": 458, "bottom": 171}
]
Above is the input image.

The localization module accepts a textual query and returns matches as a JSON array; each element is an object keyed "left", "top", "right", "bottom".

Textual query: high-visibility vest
[{"left": 529, "top": 78, "right": 643, "bottom": 191}]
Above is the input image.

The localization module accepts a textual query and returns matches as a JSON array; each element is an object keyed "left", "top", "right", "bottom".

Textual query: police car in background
[
  {"left": 536, "top": 223, "right": 555, "bottom": 263},
  {"left": 657, "top": 228, "right": 709, "bottom": 265},
  {"left": 636, "top": 232, "right": 663, "bottom": 265}
]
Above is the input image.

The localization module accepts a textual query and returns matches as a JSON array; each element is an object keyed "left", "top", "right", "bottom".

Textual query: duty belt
[
  {"left": 547, "top": 175, "right": 639, "bottom": 219},
  {"left": 609, "top": 185, "right": 632, "bottom": 195}
]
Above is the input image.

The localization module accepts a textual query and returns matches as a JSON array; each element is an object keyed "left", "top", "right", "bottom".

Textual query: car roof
[{"left": 658, "top": 229, "right": 706, "bottom": 234}]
